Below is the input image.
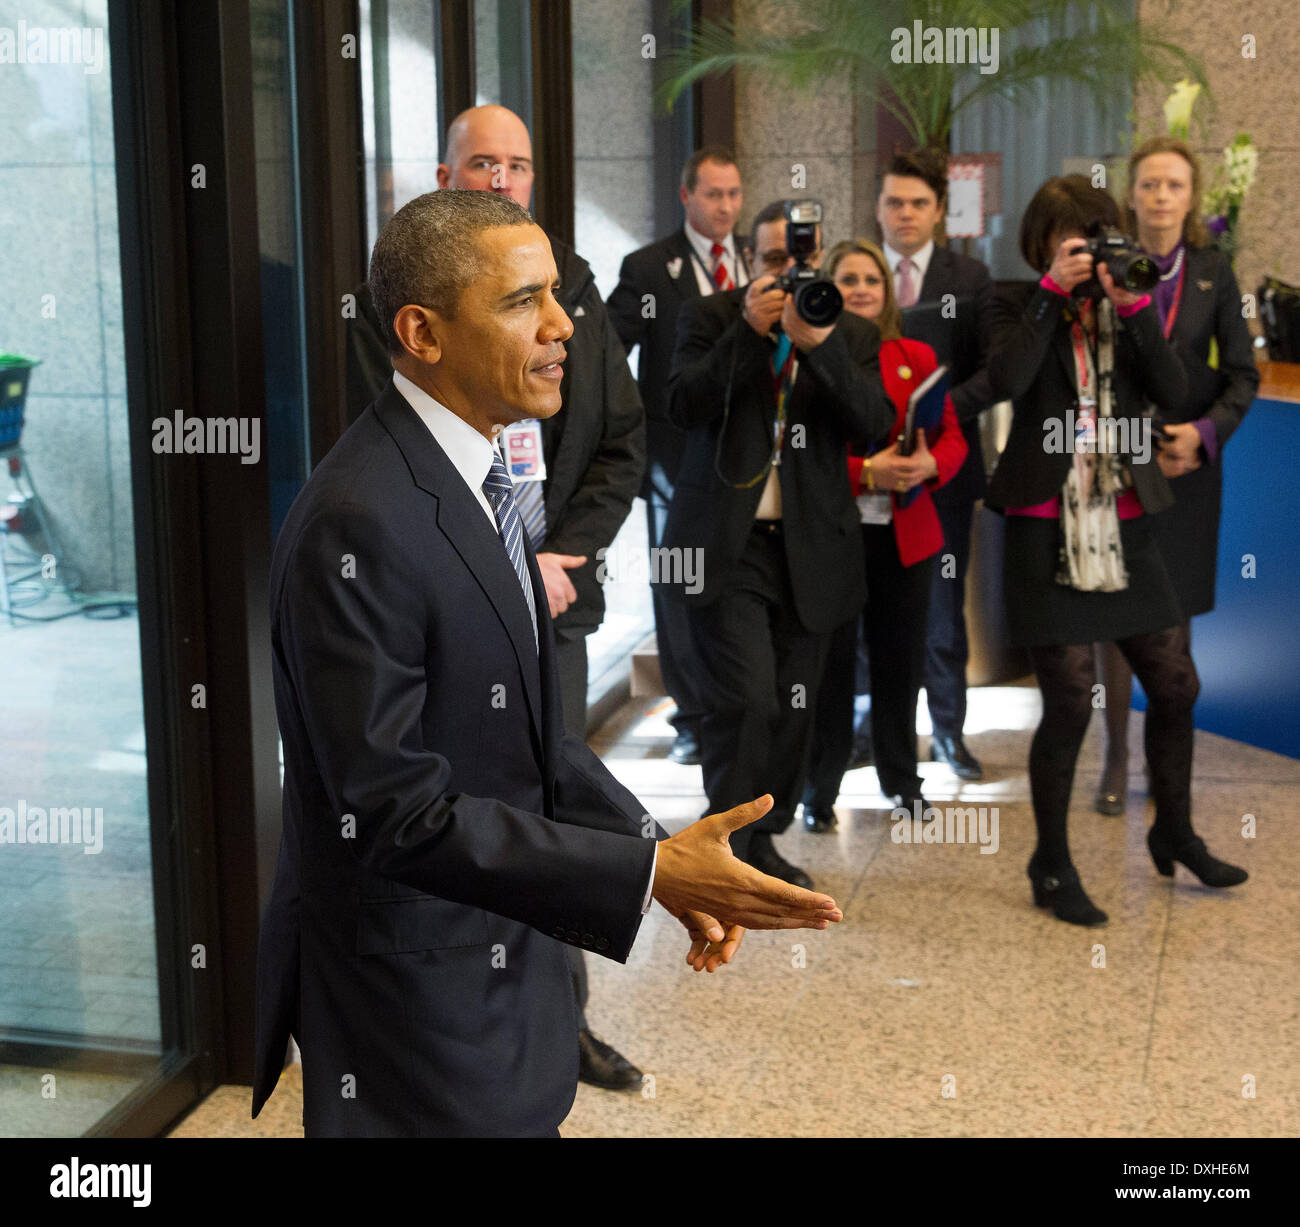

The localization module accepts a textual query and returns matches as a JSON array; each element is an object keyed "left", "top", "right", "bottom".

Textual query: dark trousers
[
  {"left": 805, "top": 524, "right": 935, "bottom": 807},
  {"left": 683, "top": 524, "right": 829, "bottom": 856},
  {"left": 1026, "top": 623, "right": 1199, "bottom": 871},
  {"left": 924, "top": 490, "right": 975, "bottom": 738},
  {"left": 646, "top": 463, "right": 706, "bottom": 736}
]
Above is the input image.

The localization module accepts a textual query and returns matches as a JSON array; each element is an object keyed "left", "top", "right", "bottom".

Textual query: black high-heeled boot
[
  {"left": 1147, "top": 830, "right": 1248, "bottom": 887},
  {"left": 1027, "top": 856, "right": 1108, "bottom": 926}
]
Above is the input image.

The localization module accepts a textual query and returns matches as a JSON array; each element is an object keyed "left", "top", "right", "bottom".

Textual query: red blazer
[{"left": 846, "top": 336, "right": 968, "bottom": 567}]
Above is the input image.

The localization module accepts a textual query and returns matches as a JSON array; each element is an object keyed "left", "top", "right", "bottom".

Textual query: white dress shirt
[
  {"left": 684, "top": 219, "right": 745, "bottom": 296},
  {"left": 393, "top": 370, "right": 658, "bottom": 913}
]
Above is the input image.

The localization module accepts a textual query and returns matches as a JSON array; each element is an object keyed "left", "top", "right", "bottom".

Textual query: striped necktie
[
  {"left": 511, "top": 473, "right": 547, "bottom": 550},
  {"left": 711, "top": 241, "right": 734, "bottom": 291},
  {"left": 482, "top": 453, "right": 539, "bottom": 648}
]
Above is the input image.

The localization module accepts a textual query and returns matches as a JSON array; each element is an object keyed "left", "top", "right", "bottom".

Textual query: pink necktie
[{"left": 896, "top": 257, "right": 918, "bottom": 308}]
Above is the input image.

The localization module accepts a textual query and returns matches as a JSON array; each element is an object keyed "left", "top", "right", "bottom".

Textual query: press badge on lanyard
[
  {"left": 501, "top": 419, "right": 547, "bottom": 481},
  {"left": 1075, "top": 398, "right": 1097, "bottom": 452}
]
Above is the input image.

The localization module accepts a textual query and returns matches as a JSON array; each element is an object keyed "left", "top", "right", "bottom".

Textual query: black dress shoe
[
  {"left": 803, "top": 805, "right": 837, "bottom": 833},
  {"left": 1147, "top": 830, "right": 1248, "bottom": 887},
  {"left": 578, "top": 1029, "right": 643, "bottom": 1091},
  {"left": 1027, "top": 857, "right": 1108, "bottom": 926},
  {"left": 890, "top": 792, "right": 927, "bottom": 817},
  {"left": 745, "top": 840, "right": 814, "bottom": 889},
  {"left": 668, "top": 729, "right": 701, "bottom": 765},
  {"left": 931, "top": 734, "right": 983, "bottom": 781}
]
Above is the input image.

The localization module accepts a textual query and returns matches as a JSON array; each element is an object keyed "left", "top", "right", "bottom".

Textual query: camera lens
[
  {"left": 794, "top": 279, "right": 843, "bottom": 327},
  {"left": 1115, "top": 253, "right": 1158, "bottom": 293}
]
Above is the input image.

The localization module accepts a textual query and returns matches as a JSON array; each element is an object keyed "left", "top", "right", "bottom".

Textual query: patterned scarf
[{"left": 1057, "top": 297, "right": 1129, "bottom": 592}]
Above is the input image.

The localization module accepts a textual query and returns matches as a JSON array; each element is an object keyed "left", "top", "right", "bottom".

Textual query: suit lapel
[
  {"left": 667, "top": 231, "right": 702, "bottom": 301},
  {"left": 373, "top": 384, "right": 546, "bottom": 760},
  {"left": 919, "top": 245, "right": 951, "bottom": 302},
  {"left": 1170, "top": 245, "right": 1214, "bottom": 345}
]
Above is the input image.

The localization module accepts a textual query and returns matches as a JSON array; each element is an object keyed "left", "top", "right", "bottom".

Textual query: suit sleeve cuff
[
  {"left": 1194, "top": 416, "right": 1219, "bottom": 463},
  {"left": 641, "top": 841, "right": 658, "bottom": 914},
  {"left": 1115, "top": 294, "right": 1152, "bottom": 318}
]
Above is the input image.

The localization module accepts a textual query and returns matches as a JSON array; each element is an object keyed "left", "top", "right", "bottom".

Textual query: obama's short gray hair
[{"left": 368, "top": 189, "right": 536, "bottom": 355}]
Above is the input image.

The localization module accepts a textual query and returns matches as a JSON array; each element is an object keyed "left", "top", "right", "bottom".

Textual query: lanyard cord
[{"left": 713, "top": 336, "right": 794, "bottom": 489}]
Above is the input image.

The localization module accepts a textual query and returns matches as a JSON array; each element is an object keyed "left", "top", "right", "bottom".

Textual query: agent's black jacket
[
  {"left": 661, "top": 287, "right": 894, "bottom": 633},
  {"left": 346, "top": 233, "right": 644, "bottom": 634},
  {"left": 983, "top": 282, "right": 1188, "bottom": 513}
]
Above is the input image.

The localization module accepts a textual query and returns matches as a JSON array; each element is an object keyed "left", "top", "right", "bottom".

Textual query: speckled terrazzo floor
[{"left": 170, "top": 684, "right": 1300, "bottom": 1138}]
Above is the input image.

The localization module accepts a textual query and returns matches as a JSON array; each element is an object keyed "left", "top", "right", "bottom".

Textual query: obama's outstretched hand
[{"left": 652, "top": 795, "right": 843, "bottom": 974}]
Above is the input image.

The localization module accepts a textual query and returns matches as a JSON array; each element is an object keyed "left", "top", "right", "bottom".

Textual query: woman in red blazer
[{"left": 802, "top": 239, "right": 967, "bottom": 830}]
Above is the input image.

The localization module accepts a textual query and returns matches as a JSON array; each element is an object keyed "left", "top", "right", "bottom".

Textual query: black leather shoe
[
  {"left": 745, "top": 841, "right": 814, "bottom": 889},
  {"left": 846, "top": 730, "right": 874, "bottom": 770},
  {"left": 668, "top": 729, "right": 701, "bottom": 765},
  {"left": 1094, "top": 789, "right": 1125, "bottom": 816},
  {"left": 1147, "top": 830, "right": 1248, "bottom": 887},
  {"left": 578, "top": 1029, "right": 643, "bottom": 1091},
  {"left": 1027, "top": 857, "right": 1107, "bottom": 926},
  {"left": 931, "top": 734, "right": 983, "bottom": 781},
  {"left": 803, "top": 805, "right": 837, "bottom": 833},
  {"left": 891, "top": 792, "right": 927, "bottom": 817}
]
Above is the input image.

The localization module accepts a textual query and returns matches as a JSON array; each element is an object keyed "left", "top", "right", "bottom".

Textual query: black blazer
[
  {"left": 345, "top": 234, "right": 645, "bottom": 634},
  {"left": 661, "top": 288, "right": 895, "bottom": 633},
  {"left": 984, "top": 283, "right": 1188, "bottom": 513},
  {"left": 253, "top": 381, "right": 660, "bottom": 1137},
  {"left": 904, "top": 244, "right": 996, "bottom": 504},
  {"left": 1152, "top": 244, "right": 1260, "bottom": 615}
]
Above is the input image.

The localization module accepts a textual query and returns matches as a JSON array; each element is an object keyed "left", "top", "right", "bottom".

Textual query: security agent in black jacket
[
  {"left": 347, "top": 231, "right": 645, "bottom": 725},
  {"left": 662, "top": 262, "right": 893, "bottom": 884}
]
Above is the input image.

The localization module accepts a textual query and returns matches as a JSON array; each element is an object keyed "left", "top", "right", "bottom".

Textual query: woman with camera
[
  {"left": 985, "top": 175, "right": 1247, "bottom": 926},
  {"left": 1092, "top": 136, "right": 1260, "bottom": 815},
  {"left": 801, "top": 239, "right": 967, "bottom": 830}
]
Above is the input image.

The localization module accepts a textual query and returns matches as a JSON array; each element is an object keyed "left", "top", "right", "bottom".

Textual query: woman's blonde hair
[
  {"left": 826, "top": 238, "right": 902, "bottom": 341},
  {"left": 1124, "top": 135, "right": 1209, "bottom": 247}
]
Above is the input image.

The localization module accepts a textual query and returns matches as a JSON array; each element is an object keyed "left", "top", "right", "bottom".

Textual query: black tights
[{"left": 1027, "top": 622, "right": 1199, "bottom": 871}]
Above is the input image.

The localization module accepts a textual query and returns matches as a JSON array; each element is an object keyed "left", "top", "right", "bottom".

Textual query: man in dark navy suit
[
  {"left": 608, "top": 146, "right": 748, "bottom": 767},
  {"left": 877, "top": 151, "right": 995, "bottom": 782},
  {"left": 252, "top": 189, "right": 842, "bottom": 1137}
]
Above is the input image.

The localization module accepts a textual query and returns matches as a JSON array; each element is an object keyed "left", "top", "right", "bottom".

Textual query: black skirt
[
  {"left": 1154, "top": 463, "right": 1222, "bottom": 618},
  {"left": 1003, "top": 513, "right": 1184, "bottom": 647}
]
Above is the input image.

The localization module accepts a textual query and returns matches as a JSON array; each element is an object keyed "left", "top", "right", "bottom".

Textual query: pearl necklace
[{"left": 1158, "top": 244, "right": 1185, "bottom": 282}]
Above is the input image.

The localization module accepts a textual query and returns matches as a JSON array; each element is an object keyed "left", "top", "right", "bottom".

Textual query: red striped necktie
[{"left": 711, "top": 241, "right": 734, "bottom": 291}]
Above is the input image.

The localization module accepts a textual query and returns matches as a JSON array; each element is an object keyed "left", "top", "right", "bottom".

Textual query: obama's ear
[{"left": 393, "top": 304, "right": 444, "bottom": 367}]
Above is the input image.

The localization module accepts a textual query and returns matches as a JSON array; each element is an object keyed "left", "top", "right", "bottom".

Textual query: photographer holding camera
[
  {"left": 985, "top": 175, "right": 1247, "bottom": 927},
  {"left": 661, "top": 199, "right": 894, "bottom": 887}
]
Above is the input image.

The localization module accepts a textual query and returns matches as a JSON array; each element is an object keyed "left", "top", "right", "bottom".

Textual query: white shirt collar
[
  {"left": 883, "top": 238, "right": 935, "bottom": 285},
  {"left": 684, "top": 219, "right": 737, "bottom": 264},
  {"left": 392, "top": 369, "right": 499, "bottom": 519}
]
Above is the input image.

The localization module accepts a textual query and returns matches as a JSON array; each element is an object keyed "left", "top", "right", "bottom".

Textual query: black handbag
[{"left": 1259, "top": 276, "right": 1300, "bottom": 361}]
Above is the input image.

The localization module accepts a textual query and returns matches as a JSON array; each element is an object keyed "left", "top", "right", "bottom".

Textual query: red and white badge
[{"left": 502, "top": 419, "right": 547, "bottom": 481}]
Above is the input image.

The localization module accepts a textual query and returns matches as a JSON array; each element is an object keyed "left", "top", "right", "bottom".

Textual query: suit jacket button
[
  {"left": 566, "top": 930, "right": 579, "bottom": 944},
  {"left": 596, "top": 937, "right": 609, "bottom": 951},
  {"left": 581, "top": 933, "right": 595, "bottom": 947},
  {"left": 553, "top": 926, "right": 566, "bottom": 939}
]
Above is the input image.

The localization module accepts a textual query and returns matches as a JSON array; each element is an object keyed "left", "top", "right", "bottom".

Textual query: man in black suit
[
  {"left": 252, "top": 189, "right": 844, "bottom": 1137},
  {"left": 663, "top": 200, "right": 895, "bottom": 888},
  {"left": 876, "top": 151, "right": 995, "bottom": 781},
  {"left": 607, "top": 146, "right": 747, "bottom": 767},
  {"left": 345, "top": 104, "right": 647, "bottom": 1090}
]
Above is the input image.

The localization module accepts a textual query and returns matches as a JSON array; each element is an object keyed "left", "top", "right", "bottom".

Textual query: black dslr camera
[
  {"left": 1073, "top": 220, "right": 1159, "bottom": 296},
  {"left": 774, "top": 200, "right": 843, "bottom": 327}
]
